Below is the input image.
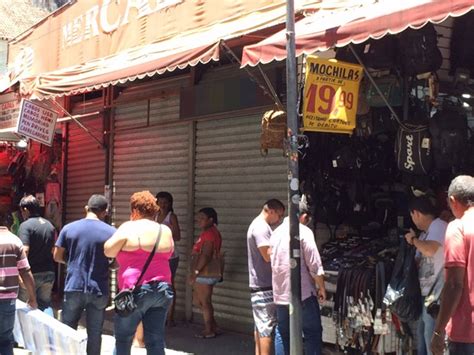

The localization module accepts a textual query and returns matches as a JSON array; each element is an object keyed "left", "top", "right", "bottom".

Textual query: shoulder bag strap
[
  {"left": 133, "top": 224, "right": 162, "bottom": 289},
  {"left": 426, "top": 268, "right": 443, "bottom": 299}
]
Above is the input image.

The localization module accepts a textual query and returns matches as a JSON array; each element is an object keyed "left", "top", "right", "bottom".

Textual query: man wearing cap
[
  {"left": 269, "top": 198, "right": 326, "bottom": 355},
  {"left": 53, "top": 194, "right": 116, "bottom": 355}
]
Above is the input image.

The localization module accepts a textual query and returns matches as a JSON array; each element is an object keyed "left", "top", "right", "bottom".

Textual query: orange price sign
[{"left": 303, "top": 56, "right": 363, "bottom": 134}]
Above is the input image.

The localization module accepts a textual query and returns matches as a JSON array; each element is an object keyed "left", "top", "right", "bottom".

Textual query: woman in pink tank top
[{"left": 104, "top": 191, "right": 174, "bottom": 355}]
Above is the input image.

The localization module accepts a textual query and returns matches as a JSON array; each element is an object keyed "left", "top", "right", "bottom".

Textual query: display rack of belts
[{"left": 298, "top": 21, "right": 474, "bottom": 355}]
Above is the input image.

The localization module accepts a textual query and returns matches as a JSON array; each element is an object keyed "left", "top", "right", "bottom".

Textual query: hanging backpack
[
  {"left": 398, "top": 23, "right": 443, "bottom": 76},
  {"left": 335, "top": 44, "right": 365, "bottom": 64},
  {"left": 363, "top": 37, "right": 398, "bottom": 70},
  {"left": 450, "top": 11, "right": 474, "bottom": 77},
  {"left": 366, "top": 75, "right": 403, "bottom": 108},
  {"left": 260, "top": 110, "right": 287, "bottom": 155},
  {"left": 429, "top": 107, "right": 468, "bottom": 171},
  {"left": 384, "top": 239, "right": 422, "bottom": 322},
  {"left": 396, "top": 127, "right": 432, "bottom": 175}
]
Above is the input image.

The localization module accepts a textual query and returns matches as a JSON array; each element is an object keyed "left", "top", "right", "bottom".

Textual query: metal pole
[{"left": 286, "top": 0, "right": 303, "bottom": 354}]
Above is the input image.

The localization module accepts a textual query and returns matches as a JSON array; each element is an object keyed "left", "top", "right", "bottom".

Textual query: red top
[
  {"left": 192, "top": 225, "right": 222, "bottom": 254},
  {"left": 444, "top": 208, "right": 474, "bottom": 342}
]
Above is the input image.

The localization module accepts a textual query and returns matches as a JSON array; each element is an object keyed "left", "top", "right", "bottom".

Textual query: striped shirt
[{"left": 0, "top": 227, "right": 30, "bottom": 300}]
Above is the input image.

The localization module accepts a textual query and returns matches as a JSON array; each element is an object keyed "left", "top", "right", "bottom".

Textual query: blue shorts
[{"left": 196, "top": 277, "right": 220, "bottom": 285}]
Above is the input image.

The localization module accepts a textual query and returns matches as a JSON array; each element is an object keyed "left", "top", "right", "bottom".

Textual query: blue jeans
[
  {"left": 449, "top": 341, "right": 474, "bottom": 354},
  {"left": 0, "top": 299, "right": 15, "bottom": 355},
  {"left": 61, "top": 291, "right": 108, "bottom": 355},
  {"left": 418, "top": 298, "right": 436, "bottom": 355},
  {"left": 114, "top": 282, "right": 173, "bottom": 355},
  {"left": 18, "top": 271, "right": 55, "bottom": 311},
  {"left": 275, "top": 295, "right": 323, "bottom": 355}
]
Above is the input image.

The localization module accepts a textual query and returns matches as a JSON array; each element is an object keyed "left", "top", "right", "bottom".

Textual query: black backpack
[
  {"left": 429, "top": 108, "right": 468, "bottom": 171},
  {"left": 396, "top": 127, "right": 432, "bottom": 175},
  {"left": 398, "top": 23, "right": 443, "bottom": 76},
  {"left": 363, "top": 37, "right": 398, "bottom": 70},
  {"left": 384, "top": 239, "right": 422, "bottom": 322}
]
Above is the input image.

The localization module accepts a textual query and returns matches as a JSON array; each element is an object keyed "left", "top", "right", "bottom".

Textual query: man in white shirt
[
  {"left": 270, "top": 200, "right": 325, "bottom": 355},
  {"left": 405, "top": 196, "right": 447, "bottom": 355}
]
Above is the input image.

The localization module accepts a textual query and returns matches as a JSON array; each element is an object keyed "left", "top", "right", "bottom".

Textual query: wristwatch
[{"left": 194, "top": 269, "right": 200, "bottom": 275}]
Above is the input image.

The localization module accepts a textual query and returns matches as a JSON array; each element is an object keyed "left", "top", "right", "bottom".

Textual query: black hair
[
  {"left": 199, "top": 207, "right": 218, "bottom": 225},
  {"left": 19, "top": 195, "right": 41, "bottom": 216},
  {"left": 156, "top": 191, "right": 174, "bottom": 212},
  {"left": 263, "top": 199, "right": 285, "bottom": 212},
  {"left": 0, "top": 213, "right": 12, "bottom": 229},
  {"left": 408, "top": 196, "right": 439, "bottom": 217}
]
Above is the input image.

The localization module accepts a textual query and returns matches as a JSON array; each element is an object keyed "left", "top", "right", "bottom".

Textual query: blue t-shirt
[{"left": 56, "top": 218, "right": 116, "bottom": 296}]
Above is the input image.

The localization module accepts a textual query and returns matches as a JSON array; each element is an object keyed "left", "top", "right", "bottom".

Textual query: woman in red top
[{"left": 189, "top": 207, "right": 222, "bottom": 338}]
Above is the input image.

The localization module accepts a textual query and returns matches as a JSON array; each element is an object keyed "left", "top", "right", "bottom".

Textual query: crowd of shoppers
[{"left": 0, "top": 174, "right": 473, "bottom": 355}]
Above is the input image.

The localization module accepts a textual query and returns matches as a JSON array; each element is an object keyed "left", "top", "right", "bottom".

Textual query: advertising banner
[{"left": 303, "top": 56, "right": 363, "bottom": 134}]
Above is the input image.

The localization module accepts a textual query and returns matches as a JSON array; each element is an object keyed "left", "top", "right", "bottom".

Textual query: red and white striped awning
[{"left": 242, "top": 0, "right": 474, "bottom": 67}]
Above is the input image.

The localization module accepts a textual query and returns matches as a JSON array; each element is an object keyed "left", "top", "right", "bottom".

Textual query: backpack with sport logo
[
  {"left": 396, "top": 127, "right": 432, "bottom": 175},
  {"left": 429, "top": 108, "right": 468, "bottom": 171}
]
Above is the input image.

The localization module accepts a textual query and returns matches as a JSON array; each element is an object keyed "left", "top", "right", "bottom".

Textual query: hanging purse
[{"left": 114, "top": 225, "right": 162, "bottom": 317}]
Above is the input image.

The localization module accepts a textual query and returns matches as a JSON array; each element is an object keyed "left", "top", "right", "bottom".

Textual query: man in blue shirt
[{"left": 54, "top": 195, "right": 116, "bottom": 355}]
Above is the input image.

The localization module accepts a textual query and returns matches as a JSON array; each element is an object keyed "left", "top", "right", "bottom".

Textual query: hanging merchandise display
[
  {"left": 303, "top": 56, "right": 363, "bottom": 134},
  {"left": 296, "top": 14, "right": 474, "bottom": 354}
]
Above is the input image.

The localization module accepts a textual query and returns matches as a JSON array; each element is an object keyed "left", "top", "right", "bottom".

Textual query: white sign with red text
[{"left": 16, "top": 99, "right": 58, "bottom": 146}]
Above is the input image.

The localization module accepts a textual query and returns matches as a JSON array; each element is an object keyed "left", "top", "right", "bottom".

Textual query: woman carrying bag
[
  {"left": 189, "top": 207, "right": 223, "bottom": 339},
  {"left": 104, "top": 191, "right": 174, "bottom": 355}
]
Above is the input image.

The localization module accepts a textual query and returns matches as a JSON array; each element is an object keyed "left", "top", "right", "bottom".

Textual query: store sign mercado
[
  {"left": 16, "top": 100, "right": 58, "bottom": 146},
  {"left": 303, "top": 56, "right": 363, "bottom": 134}
]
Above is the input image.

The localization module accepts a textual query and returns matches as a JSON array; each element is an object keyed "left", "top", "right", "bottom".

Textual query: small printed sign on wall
[{"left": 16, "top": 99, "right": 58, "bottom": 146}]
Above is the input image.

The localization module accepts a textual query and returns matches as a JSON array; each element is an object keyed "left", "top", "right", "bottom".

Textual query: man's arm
[
  {"left": 53, "top": 246, "right": 66, "bottom": 264},
  {"left": 405, "top": 229, "right": 441, "bottom": 257},
  {"left": 313, "top": 274, "right": 326, "bottom": 302},
  {"left": 18, "top": 269, "right": 38, "bottom": 309},
  {"left": 431, "top": 267, "right": 465, "bottom": 354},
  {"left": 258, "top": 246, "right": 270, "bottom": 263}
]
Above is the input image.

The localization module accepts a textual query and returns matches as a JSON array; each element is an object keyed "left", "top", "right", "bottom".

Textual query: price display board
[{"left": 303, "top": 56, "right": 363, "bottom": 134}]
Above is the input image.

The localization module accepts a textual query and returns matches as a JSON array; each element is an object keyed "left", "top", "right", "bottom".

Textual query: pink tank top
[{"left": 116, "top": 248, "right": 173, "bottom": 290}]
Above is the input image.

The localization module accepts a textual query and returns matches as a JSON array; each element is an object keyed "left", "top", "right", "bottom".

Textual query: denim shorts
[{"left": 196, "top": 277, "right": 221, "bottom": 285}]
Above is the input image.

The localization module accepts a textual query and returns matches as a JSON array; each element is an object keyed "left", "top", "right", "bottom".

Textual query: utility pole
[{"left": 285, "top": 0, "right": 303, "bottom": 354}]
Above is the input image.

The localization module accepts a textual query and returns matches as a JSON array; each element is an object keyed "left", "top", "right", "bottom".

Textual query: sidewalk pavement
[
  {"left": 14, "top": 308, "right": 341, "bottom": 355},
  {"left": 98, "top": 321, "right": 254, "bottom": 355}
]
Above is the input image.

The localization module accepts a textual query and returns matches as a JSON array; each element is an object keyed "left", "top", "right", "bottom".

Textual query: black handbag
[{"left": 114, "top": 225, "right": 162, "bottom": 317}]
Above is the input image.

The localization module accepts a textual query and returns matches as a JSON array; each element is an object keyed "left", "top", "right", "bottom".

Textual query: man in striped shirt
[{"left": 0, "top": 220, "right": 37, "bottom": 355}]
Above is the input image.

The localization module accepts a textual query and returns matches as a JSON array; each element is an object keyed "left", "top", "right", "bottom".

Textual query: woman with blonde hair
[{"left": 104, "top": 191, "right": 173, "bottom": 355}]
